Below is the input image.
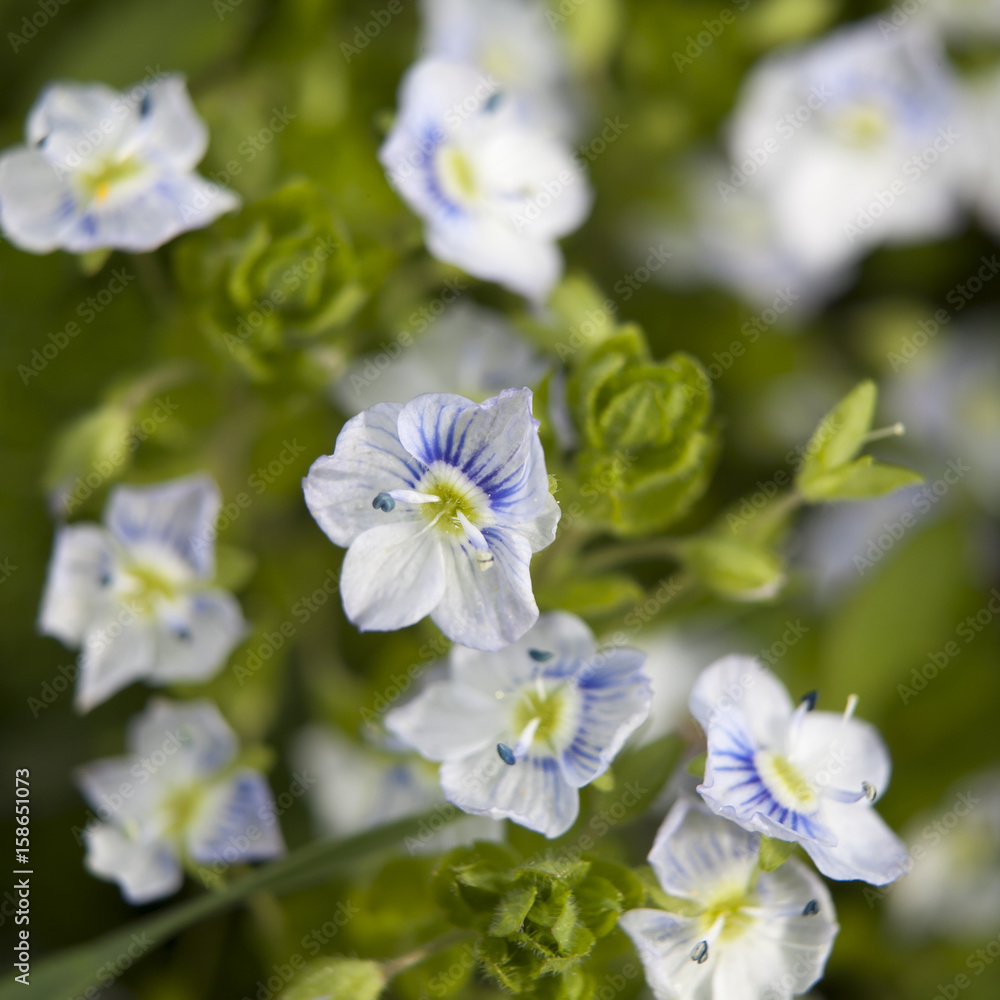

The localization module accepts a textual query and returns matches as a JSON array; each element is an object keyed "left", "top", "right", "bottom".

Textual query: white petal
[
  {"left": 303, "top": 402, "right": 428, "bottom": 548},
  {"left": 61, "top": 171, "right": 239, "bottom": 254},
  {"left": 83, "top": 823, "right": 182, "bottom": 905},
  {"left": 127, "top": 697, "right": 237, "bottom": 778},
  {"left": 426, "top": 213, "right": 563, "bottom": 302},
  {"left": 450, "top": 609, "right": 596, "bottom": 695},
  {"left": 397, "top": 388, "right": 536, "bottom": 491},
  {"left": 28, "top": 81, "right": 132, "bottom": 169},
  {"left": 76, "top": 758, "right": 158, "bottom": 829},
  {"left": 432, "top": 528, "right": 537, "bottom": 650},
  {"left": 714, "top": 859, "right": 837, "bottom": 1000},
  {"left": 340, "top": 521, "right": 446, "bottom": 632},
  {"left": 559, "top": 647, "right": 651, "bottom": 788},
  {"left": 0, "top": 148, "right": 77, "bottom": 253},
  {"left": 792, "top": 710, "right": 892, "bottom": 800},
  {"left": 37, "top": 524, "right": 114, "bottom": 646},
  {"left": 131, "top": 75, "right": 208, "bottom": 171},
  {"left": 473, "top": 126, "right": 591, "bottom": 240},
  {"left": 489, "top": 433, "right": 560, "bottom": 552},
  {"left": 76, "top": 615, "right": 157, "bottom": 712},
  {"left": 105, "top": 474, "right": 222, "bottom": 578},
  {"left": 386, "top": 679, "right": 503, "bottom": 760},
  {"left": 440, "top": 742, "right": 578, "bottom": 837},
  {"left": 689, "top": 655, "right": 794, "bottom": 748},
  {"left": 186, "top": 770, "right": 285, "bottom": 863},
  {"left": 647, "top": 798, "right": 760, "bottom": 902},
  {"left": 618, "top": 908, "right": 706, "bottom": 1000},
  {"left": 150, "top": 590, "right": 247, "bottom": 683},
  {"left": 805, "top": 800, "right": 910, "bottom": 884}
]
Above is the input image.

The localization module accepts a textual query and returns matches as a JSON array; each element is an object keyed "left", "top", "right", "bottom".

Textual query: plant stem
[
  {"left": 575, "top": 536, "right": 683, "bottom": 577},
  {"left": 380, "top": 930, "right": 474, "bottom": 981}
]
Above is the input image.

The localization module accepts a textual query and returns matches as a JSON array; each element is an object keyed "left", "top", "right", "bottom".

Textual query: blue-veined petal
[
  {"left": 105, "top": 474, "right": 221, "bottom": 579},
  {"left": 304, "top": 402, "right": 429, "bottom": 548},
  {"left": 83, "top": 823, "right": 182, "bottom": 905},
  {"left": 341, "top": 520, "right": 446, "bottom": 632}
]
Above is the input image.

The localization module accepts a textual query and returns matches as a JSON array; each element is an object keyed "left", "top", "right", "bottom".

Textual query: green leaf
[
  {"left": 676, "top": 535, "right": 785, "bottom": 602},
  {"left": 685, "top": 753, "right": 706, "bottom": 779},
  {"left": 279, "top": 958, "right": 385, "bottom": 1000},
  {"left": 535, "top": 573, "right": 645, "bottom": 619},
  {"left": 758, "top": 837, "right": 797, "bottom": 872},
  {"left": 798, "top": 380, "right": 877, "bottom": 484},
  {"left": 798, "top": 456, "right": 923, "bottom": 503},
  {"left": 489, "top": 885, "right": 538, "bottom": 937},
  {"left": 10, "top": 810, "right": 459, "bottom": 1000}
]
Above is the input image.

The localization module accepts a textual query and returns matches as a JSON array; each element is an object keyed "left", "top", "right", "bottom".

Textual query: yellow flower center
[
  {"left": 512, "top": 684, "right": 570, "bottom": 747},
  {"left": 832, "top": 103, "right": 889, "bottom": 147},
  {"left": 437, "top": 146, "right": 480, "bottom": 205},
  {"left": 416, "top": 463, "right": 491, "bottom": 537},
  {"left": 756, "top": 750, "right": 818, "bottom": 812},
  {"left": 161, "top": 783, "right": 207, "bottom": 838},
  {"left": 79, "top": 156, "right": 144, "bottom": 203}
]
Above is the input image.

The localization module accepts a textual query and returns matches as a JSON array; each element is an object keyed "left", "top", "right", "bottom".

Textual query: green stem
[
  {"left": 575, "top": 536, "right": 683, "bottom": 577},
  {"left": 380, "top": 930, "right": 474, "bottom": 981},
  {"left": 6, "top": 809, "right": 456, "bottom": 1000}
]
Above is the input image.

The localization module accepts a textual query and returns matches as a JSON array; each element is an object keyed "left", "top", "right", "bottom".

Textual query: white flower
[
  {"left": 0, "top": 74, "right": 238, "bottom": 254},
  {"left": 292, "top": 725, "right": 503, "bottom": 852},
  {"left": 330, "top": 301, "right": 548, "bottom": 416},
  {"left": 690, "top": 656, "right": 909, "bottom": 885},
  {"left": 887, "top": 769, "right": 1000, "bottom": 941},
  {"left": 378, "top": 58, "right": 592, "bottom": 302},
  {"left": 620, "top": 797, "right": 838, "bottom": 1000},
  {"left": 303, "top": 387, "right": 559, "bottom": 651},
  {"left": 384, "top": 612, "right": 651, "bottom": 837},
  {"left": 77, "top": 698, "right": 284, "bottom": 904},
  {"left": 418, "top": 0, "right": 577, "bottom": 137},
  {"left": 38, "top": 474, "right": 247, "bottom": 712},
  {"left": 640, "top": 155, "right": 854, "bottom": 316},
  {"left": 919, "top": 0, "right": 1000, "bottom": 41},
  {"left": 725, "top": 19, "right": 967, "bottom": 274}
]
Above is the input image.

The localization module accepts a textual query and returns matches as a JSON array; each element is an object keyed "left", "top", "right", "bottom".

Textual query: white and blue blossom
[
  {"left": 38, "top": 474, "right": 247, "bottom": 712},
  {"left": 690, "top": 655, "right": 909, "bottom": 885},
  {"left": 78, "top": 698, "right": 283, "bottom": 904},
  {"left": 418, "top": 0, "right": 577, "bottom": 137},
  {"left": 378, "top": 58, "right": 591, "bottom": 302},
  {"left": 0, "top": 74, "right": 238, "bottom": 254},
  {"left": 620, "top": 797, "right": 838, "bottom": 1000},
  {"left": 384, "top": 612, "right": 651, "bottom": 837},
  {"left": 293, "top": 725, "right": 504, "bottom": 852},
  {"left": 725, "top": 19, "right": 967, "bottom": 275},
  {"left": 303, "top": 387, "right": 559, "bottom": 651}
]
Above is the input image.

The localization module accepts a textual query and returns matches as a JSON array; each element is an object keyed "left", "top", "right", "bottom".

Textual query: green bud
[
  {"left": 676, "top": 535, "right": 785, "bottom": 602},
  {"left": 567, "top": 330, "right": 717, "bottom": 536},
  {"left": 279, "top": 957, "right": 385, "bottom": 1000},
  {"left": 174, "top": 179, "right": 371, "bottom": 383}
]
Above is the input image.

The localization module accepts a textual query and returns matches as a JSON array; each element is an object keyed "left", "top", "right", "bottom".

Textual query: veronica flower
[
  {"left": 725, "top": 19, "right": 966, "bottom": 274},
  {"left": 384, "top": 612, "right": 651, "bottom": 837},
  {"left": 690, "top": 656, "right": 909, "bottom": 885},
  {"left": 418, "top": 0, "right": 577, "bottom": 137},
  {"left": 293, "top": 725, "right": 503, "bottom": 853},
  {"left": 620, "top": 798, "right": 838, "bottom": 1000},
  {"left": 330, "top": 301, "right": 548, "bottom": 416},
  {"left": 303, "top": 387, "right": 559, "bottom": 651},
  {"left": 38, "top": 474, "right": 246, "bottom": 712},
  {"left": 78, "top": 698, "right": 283, "bottom": 904},
  {"left": 378, "top": 58, "right": 592, "bottom": 302},
  {"left": 0, "top": 74, "right": 238, "bottom": 254}
]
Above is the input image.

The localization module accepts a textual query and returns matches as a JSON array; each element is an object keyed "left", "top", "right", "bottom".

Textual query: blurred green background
[{"left": 0, "top": 0, "right": 998, "bottom": 998}]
